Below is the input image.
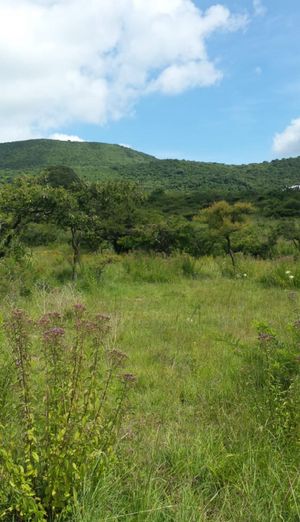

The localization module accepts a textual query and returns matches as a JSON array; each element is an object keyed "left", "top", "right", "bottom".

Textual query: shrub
[
  {"left": 240, "top": 321, "right": 300, "bottom": 443},
  {"left": 0, "top": 304, "right": 134, "bottom": 520},
  {"left": 0, "top": 253, "right": 37, "bottom": 298},
  {"left": 259, "top": 263, "right": 300, "bottom": 288}
]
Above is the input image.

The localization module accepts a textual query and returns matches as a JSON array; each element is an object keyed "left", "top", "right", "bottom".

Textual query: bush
[
  {"left": 259, "top": 262, "right": 300, "bottom": 288},
  {"left": 0, "top": 253, "right": 37, "bottom": 298},
  {"left": 240, "top": 321, "right": 300, "bottom": 443},
  {"left": 0, "top": 304, "right": 134, "bottom": 520}
]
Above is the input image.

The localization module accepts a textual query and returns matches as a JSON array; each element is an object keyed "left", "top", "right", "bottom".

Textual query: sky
[{"left": 0, "top": 0, "right": 300, "bottom": 164}]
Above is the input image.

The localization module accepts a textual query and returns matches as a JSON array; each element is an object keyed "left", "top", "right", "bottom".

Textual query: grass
[{"left": 0, "top": 252, "right": 299, "bottom": 521}]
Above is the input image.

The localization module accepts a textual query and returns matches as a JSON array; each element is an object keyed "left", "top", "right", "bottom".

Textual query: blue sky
[{"left": 1, "top": 0, "right": 300, "bottom": 164}]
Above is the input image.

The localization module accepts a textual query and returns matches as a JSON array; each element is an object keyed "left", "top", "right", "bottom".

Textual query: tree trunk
[
  {"left": 226, "top": 235, "right": 235, "bottom": 268},
  {"left": 292, "top": 239, "right": 300, "bottom": 251},
  {"left": 71, "top": 227, "right": 81, "bottom": 281}
]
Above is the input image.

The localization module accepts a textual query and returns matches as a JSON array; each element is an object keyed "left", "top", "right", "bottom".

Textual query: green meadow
[{"left": 1, "top": 251, "right": 299, "bottom": 521}]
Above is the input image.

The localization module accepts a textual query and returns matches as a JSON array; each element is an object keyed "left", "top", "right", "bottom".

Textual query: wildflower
[
  {"left": 37, "top": 312, "right": 63, "bottom": 328},
  {"left": 285, "top": 270, "right": 291, "bottom": 274},
  {"left": 108, "top": 349, "right": 128, "bottom": 367},
  {"left": 74, "top": 303, "right": 86, "bottom": 317},
  {"left": 77, "top": 320, "right": 98, "bottom": 332},
  {"left": 289, "top": 275, "right": 294, "bottom": 280},
  {"left": 243, "top": 273, "right": 247, "bottom": 277},
  {"left": 122, "top": 373, "right": 136, "bottom": 384},
  {"left": 43, "top": 327, "right": 65, "bottom": 341},
  {"left": 12, "top": 309, "right": 26, "bottom": 319}
]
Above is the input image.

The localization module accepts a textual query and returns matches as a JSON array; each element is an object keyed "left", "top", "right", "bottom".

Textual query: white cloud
[
  {"left": 149, "top": 60, "right": 222, "bottom": 95},
  {"left": 273, "top": 118, "right": 300, "bottom": 158},
  {"left": 119, "top": 143, "right": 133, "bottom": 149},
  {"left": 0, "top": 0, "right": 247, "bottom": 142},
  {"left": 253, "top": 0, "right": 267, "bottom": 17},
  {"left": 50, "top": 133, "right": 85, "bottom": 142}
]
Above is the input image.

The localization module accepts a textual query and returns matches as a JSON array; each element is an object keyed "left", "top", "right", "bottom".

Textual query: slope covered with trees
[{"left": 0, "top": 139, "right": 300, "bottom": 192}]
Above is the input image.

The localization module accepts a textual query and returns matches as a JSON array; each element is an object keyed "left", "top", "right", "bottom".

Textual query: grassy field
[{"left": 1, "top": 252, "right": 300, "bottom": 521}]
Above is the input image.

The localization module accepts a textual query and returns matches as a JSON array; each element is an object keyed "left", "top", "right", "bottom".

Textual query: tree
[
  {"left": 197, "top": 200, "right": 255, "bottom": 266},
  {"left": 0, "top": 178, "right": 144, "bottom": 279},
  {"left": 87, "top": 181, "right": 144, "bottom": 253},
  {"left": 0, "top": 178, "right": 85, "bottom": 279},
  {"left": 0, "top": 179, "right": 70, "bottom": 259},
  {"left": 39, "top": 165, "right": 82, "bottom": 189},
  {"left": 277, "top": 219, "right": 300, "bottom": 252}
]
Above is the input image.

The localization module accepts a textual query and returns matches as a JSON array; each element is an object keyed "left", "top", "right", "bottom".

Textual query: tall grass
[{"left": 0, "top": 251, "right": 299, "bottom": 520}]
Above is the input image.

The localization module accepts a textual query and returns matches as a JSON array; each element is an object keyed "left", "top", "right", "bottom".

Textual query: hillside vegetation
[{"left": 0, "top": 139, "right": 300, "bottom": 191}]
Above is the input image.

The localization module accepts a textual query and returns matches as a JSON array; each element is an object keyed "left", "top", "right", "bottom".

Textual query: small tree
[
  {"left": 0, "top": 178, "right": 85, "bottom": 279},
  {"left": 0, "top": 179, "right": 70, "bottom": 259},
  {"left": 88, "top": 180, "right": 144, "bottom": 252},
  {"left": 0, "top": 177, "right": 144, "bottom": 279},
  {"left": 278, "top": 219, "right": 300, "bottom": 252},
  {"left": 198, "top": 200, "right": 255, "bottom": 266}
]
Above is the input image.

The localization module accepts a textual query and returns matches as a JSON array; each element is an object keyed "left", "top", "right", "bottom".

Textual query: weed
[{"left": 0, "top": 304, "right": 134, "bottom": 521}]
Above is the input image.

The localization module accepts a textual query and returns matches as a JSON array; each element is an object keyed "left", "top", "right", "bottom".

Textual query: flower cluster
[
  {"left": 108, "top": 349, "right": 128, "bottom": 368},
  {"left": 43, "top": 326, "right": 65, "bottom": 342},
  {"left": 285, "top": 270, "right": 295, "bottom": 280},
  {"left": 122, "top": 373, "right": 136, "bottom": 384},
  {"left": 37, "top": 311, "right": 62, "bottom": 328}
]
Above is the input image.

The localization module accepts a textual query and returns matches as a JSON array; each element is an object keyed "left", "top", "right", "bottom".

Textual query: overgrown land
[{"left": 0, "top": 140, "right": 299, "bottom": 521}]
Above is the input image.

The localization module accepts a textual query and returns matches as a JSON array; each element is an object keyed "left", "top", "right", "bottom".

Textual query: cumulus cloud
[
  {"left": 273, "top": 118, "right": 300, "bottom": 158},
  {"left": 50, "top": 133, "right": 85, "bottom": 142},
  {"left": 0, "top": 0, "right": 247, "bottom": 142},
  {"left": 253, "top": 0, "right": 267, "bottom": 16},
  {"left": 119, "top": 143, "right": 133, "bottom": 149}
]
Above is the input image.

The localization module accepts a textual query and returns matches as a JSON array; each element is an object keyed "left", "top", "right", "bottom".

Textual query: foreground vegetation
[
  {"left": 0, "top": 250, "right": 299, "bottom": 520},
  {"left": 0, "top": 141, "right": 299, "bottom": 519}
]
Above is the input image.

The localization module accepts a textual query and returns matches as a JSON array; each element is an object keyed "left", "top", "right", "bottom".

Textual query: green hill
[
  {"left": 0, "top": 139, "right": 154, "bottom": 169},
  {"left": 0, "top": 138, "right": 300, "bottom": 192}
]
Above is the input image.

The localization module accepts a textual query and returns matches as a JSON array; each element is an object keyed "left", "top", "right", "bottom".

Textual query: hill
[{"left": 0, "top": 139, "right": 300, "bottom": 192}]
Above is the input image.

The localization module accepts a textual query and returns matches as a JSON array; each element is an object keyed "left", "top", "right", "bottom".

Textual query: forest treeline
[{"left": 1, "top": 165, "right": 300, "bottom": 279}]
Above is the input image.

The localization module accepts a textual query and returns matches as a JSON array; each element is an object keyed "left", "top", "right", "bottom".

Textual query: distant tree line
[{"left": 0, "top": 166, "right": 299, "bottom": 279}]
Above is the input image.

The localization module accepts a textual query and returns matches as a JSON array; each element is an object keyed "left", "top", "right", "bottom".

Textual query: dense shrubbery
[{"left": 1, "top": 170, "right": 300, "bottom": 278}]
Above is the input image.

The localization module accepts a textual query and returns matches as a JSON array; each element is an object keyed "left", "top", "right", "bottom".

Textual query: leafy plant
[
  {"left": 259, "top": 264, "right": 300, "bottom": 288},
  {"left": 0, "top": 304, "right": 134, "bottom": 520},
  {"left": 196, "top": 201, "right": 255, "bottom": 267},
  {"left": 241, "top": 321, "right": 300, "bottom": 442}
]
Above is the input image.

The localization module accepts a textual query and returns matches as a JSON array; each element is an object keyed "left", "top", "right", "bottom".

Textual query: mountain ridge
[{"left": 0, "top": 139, "right": 300, "bottom": 192}]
